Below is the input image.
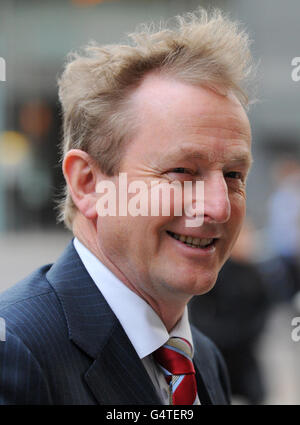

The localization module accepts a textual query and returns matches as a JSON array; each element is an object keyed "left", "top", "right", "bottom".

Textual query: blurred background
[{"left": 1, "top": 0, "right": 300, "bottom": 404}]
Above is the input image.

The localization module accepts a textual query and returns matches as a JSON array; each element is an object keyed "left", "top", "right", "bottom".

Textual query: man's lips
[{"left": 166, "top": 230, "right": 218, "bottom": 248}]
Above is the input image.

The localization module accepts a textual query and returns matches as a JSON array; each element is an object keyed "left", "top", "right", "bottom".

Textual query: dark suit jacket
[{"left": 0, "top": 241, "right": 231, "bottom": 405}]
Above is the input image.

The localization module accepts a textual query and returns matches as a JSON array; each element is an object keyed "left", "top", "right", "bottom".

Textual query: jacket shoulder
[
  {"left": 0, "top": 264, "right": 68, "bottom": 352},
  {"left": 0, "top": 248, "right": 97, "bottom": 405},
  {"left": 0, "top": 264, "right": 53, "bottom": 310}
]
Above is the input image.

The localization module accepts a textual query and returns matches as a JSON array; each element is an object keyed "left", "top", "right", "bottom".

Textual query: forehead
[
  {"left": 126, "top": 74, "right": 251, "bottom": 163},
  {"left": 132, "top": 74, "right": 250, "bottom": 126}
]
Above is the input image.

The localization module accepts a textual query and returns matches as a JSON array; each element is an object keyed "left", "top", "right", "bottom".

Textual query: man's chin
[
  {"left": 163, "top": 272, "right": 219, "bottom": 297},
  {"left": 188, "top": 278, "right": 218, "bottom": 296}
]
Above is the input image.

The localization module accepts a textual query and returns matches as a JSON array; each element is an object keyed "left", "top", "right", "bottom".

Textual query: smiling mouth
[{"left": 166, "top": 230, "right": 216, "bottom": 248}]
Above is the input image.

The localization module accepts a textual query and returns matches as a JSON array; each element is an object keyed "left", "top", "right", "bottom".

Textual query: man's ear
[{"left": 63, "top": 149, "right": 99, "bottom": 220}]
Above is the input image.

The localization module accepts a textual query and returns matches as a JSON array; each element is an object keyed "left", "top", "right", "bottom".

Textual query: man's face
[{"left": 95, "top": 75, "right": 252, "bottom": 303}]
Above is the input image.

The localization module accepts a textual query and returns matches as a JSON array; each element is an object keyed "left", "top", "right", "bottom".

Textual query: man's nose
[{"left": 203, "top": 173, "right": 231, "bottom": 224}]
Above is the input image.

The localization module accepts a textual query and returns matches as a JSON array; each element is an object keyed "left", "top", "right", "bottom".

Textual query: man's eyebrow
[
  {"left": 164, "top": 146, "right": 210, "bottom": 161},
  {"left": 227, "top": 153, "right": 253, "bottom": 167},
  {"left": 164, "top": 145, "right": 253, "bottom": 166}
]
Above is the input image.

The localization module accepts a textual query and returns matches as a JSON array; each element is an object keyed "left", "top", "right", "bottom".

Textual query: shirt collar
[{"left": 73, "top": 237, "right": 194, "bottom": 359}]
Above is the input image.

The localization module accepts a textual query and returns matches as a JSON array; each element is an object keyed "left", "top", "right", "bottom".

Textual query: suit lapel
[
  {"left": 191, "top": 326, "right": 227, "bottom": 405},
  {"left": 193, "top": 360, "right": 213, "bottom": 405},
  {"left": 85, "top": 321, "right": 161, "bottom": 405},
  {"left": 46, "top": 241, "right": 161, "bottom": 405}
]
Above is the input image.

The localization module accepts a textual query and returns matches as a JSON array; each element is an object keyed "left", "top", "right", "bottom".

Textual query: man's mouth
[{"left": 166, "top": 230, "right": 216, "bottom": 249}]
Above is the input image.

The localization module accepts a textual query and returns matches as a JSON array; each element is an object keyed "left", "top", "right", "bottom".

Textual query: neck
[{"left": 152, "top": 299, "right": 189, "bottom": 332}]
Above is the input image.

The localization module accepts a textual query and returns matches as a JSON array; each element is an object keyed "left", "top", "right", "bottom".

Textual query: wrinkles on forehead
[
  {"left": 164, "top": 142, "right": 251, "bottom": 163},
  {"left": 181, "top": 114, "right": 251, "bottom": 139}
]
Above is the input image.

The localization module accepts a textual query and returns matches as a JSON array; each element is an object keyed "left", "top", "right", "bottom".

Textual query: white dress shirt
[{"left": 73, "top": 237, "right": 199, "bottom": 404}]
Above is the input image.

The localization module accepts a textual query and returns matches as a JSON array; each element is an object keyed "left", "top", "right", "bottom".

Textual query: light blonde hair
[{"left": 57, "top": 7, "right": 254, "bottom": 230}]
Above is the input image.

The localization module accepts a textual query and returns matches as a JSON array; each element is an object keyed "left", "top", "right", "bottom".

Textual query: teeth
[{"left": 168, "top": 232, "right": 214, "bottom": 248}]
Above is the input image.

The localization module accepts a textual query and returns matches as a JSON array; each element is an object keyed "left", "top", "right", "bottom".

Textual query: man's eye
[
  {"left": 171, "top": 168, "right": 189, "bottom": 174},
  {"left": 225, "top": 171, "right": 243, "bottom": 180}
]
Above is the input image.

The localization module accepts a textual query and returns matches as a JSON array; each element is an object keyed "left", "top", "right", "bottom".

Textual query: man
[{"left": 0, "top": 9, "right": 253, "bottom": 405}]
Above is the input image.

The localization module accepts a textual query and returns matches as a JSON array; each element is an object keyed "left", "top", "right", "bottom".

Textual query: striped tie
[{"left": 153, "top": 337, "right": 199, "bottom": 405}]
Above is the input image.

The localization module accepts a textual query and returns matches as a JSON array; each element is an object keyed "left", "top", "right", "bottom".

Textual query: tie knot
[{"left": 153, "top": 337, "right": 195, "bottom": 375}]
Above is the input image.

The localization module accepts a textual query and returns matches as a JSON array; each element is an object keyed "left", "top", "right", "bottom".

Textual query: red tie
[{"left": 153, "top": 337, "right": 199, "bottom": 405}]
